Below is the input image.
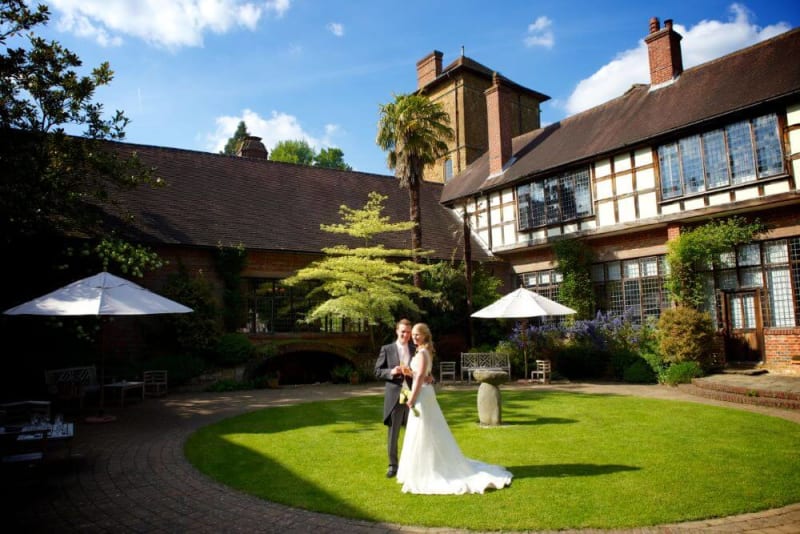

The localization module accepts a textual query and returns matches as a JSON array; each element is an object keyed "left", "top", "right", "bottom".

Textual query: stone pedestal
[{"left": 472, "top": 369, "right": 508, "bottom": 426}]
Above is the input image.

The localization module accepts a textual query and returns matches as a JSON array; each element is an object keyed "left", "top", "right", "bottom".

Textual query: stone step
[{"left": 684, "top": 380, "right": 800, "bottom": 410}]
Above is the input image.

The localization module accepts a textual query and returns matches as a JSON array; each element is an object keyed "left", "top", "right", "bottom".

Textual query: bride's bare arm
[{"left": 408, "top": 349, "right": 428, "bottom": 408}]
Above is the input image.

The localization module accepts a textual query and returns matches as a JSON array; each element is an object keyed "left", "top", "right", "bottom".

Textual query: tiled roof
[
  {"left": 441, "top": 27, "right": 800, "bottom": 204},
  {"left": 422, "top": 55, "right": 551, "bottom": 103},
  {"left": 103, "top": 142, "right": 493, "bottom": 261}
]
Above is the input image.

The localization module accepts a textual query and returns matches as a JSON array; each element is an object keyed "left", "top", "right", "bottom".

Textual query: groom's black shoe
[{"left": 386, "top": 466, "right": 397, "bottom": 478}]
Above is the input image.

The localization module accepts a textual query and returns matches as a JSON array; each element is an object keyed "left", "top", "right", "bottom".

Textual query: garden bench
[{"left": 460, "top": 352, "right": 511, "bottom": 383}]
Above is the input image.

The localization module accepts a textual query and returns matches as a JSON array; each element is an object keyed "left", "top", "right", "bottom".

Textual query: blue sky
[{"left": 36, "top": 0, "right": 799, "bottom": 176}]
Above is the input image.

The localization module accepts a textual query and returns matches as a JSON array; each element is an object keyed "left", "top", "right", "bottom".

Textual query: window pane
[
  {"left": 753, "top": 114, "right": 783, "bottom": 177},
  {"left": 607, "top": 262, "right": 621, "bottom": 281},
  {"left": 623, "top": 260, "right": 640, "bottom": 279},
  {"left": 575, "top": 169, "right": 592, "bottom": 216},
  {"left": 531, "top": 181, "right": 545, "bottom": 227},
  {"left": 517, "top": 184, "right": 532, "bottom": 230},
  {"left": 766, "top": 266, "right": 795, "bottom": 327},
  {"left": 658, "top": 143, "right": 682, "bottom": 198},
  {"left": 740, "top": 267, "right": 763, "bottom": 288},
  {"left": 727, "top": 121, "right": 756, "bottom": 184},
  {"left": 738, "top": 244, "right": 760, "bottom": 266},
  {"left": 623, "top": 280, "right": 641, "bottom": 319},
  {"left": 680, "top": 135, "right": 705, "bottom": 194},
  {"left": 718, "top": 251, "right": 736, "bottom": 269},
  {"left": 560, "top": 173, "right": 576, "bottom": 220},
  {"left": 703, "top": 129, "right": 729, "bottom": 188},
  {"left": 545, "top": 177, "right": 560, "bottom": 224},
  {"left": 641, "top": 257, "right": 658, "bottom": 277},
  {"left": 765, "top": 240, "right": 788, "bottom": 264},
  {"left": 717, "top": 269, "right": 738, "bottom": 290}
]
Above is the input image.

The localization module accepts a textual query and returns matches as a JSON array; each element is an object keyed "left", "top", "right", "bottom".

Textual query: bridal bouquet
[{"left": 399, "top": 386, "right": 419, "bottom": 416}]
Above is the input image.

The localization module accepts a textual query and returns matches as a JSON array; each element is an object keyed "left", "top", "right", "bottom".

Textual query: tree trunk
[
  {"left": 409, "top": 182, "right": 422, "bottom": 289},
  {"left": 463, "top": 209, "right": 474, "bottom": 347}
]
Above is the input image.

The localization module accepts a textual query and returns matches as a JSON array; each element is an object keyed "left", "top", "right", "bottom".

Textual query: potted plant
[
  {"left": 349, "top": 369, "right": 360, "bottom": 384},
  {"left": 265, "top": 370, "right": 280, "bottom": 389}
]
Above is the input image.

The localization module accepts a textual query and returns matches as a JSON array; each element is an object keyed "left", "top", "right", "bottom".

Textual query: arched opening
[{"left": 250, "top": 350, "right": 358, "bottom": 385}]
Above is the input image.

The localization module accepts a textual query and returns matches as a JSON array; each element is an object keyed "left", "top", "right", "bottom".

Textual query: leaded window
[
  {"left": 517, "top": 167, "right": 591, "bottom": 230},
  {"left": 658, "top": 113, "right": 783, "bottom": 199}
]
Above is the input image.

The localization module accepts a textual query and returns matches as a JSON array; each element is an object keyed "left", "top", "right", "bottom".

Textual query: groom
[{"left": 374, "top": 318, "right": 414, "bottom": 478}]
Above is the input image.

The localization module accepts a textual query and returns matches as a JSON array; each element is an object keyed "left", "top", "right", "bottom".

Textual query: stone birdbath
[{"left": 472, "top": 369, "right": 509, "bottom": 426}]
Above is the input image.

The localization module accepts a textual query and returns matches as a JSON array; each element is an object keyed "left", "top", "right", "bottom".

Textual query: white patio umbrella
[
  {"left": 4, "top": 272, "right": 193, "bottom": 416},
  {"left": 471, "top": 287, "right": 576, "bottom": 379}
]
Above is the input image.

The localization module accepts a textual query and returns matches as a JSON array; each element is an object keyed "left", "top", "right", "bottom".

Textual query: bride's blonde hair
[{"left": 412, "top": 322, "right": 436, "bottom": 356}]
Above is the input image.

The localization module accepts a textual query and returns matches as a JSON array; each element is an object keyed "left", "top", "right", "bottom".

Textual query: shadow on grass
[{"left": 511, "top": 462, "right": 641, "bottom": 479}]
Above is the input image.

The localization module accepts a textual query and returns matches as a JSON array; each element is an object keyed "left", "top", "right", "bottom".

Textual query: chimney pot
[
  {"left": 237, "top": 136, "right": 268, "bottom": 159},
  {"left": 649, "top": 17, "right": 660, "bottom": 34}
]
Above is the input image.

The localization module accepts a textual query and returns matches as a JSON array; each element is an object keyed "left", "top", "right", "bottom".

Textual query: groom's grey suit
[{"left": 375, "top": 340, "right": 415, "bottom": 471}]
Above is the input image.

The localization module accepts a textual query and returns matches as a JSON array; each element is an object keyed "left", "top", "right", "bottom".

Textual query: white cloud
[
  {"left": 524, "top": 16, "right": 554, "bottom": 49},
  {"left": 327, "top": 22, "right": 344, "bottom": 37},
  {"left": 48, "top": 0, "right": 291, "bottom": 49},
  {"left": 564, "top": 3, "right": 792, "bottom": 115},
  {"left": 206, "top": 109, "right": 340, "bottom": 154}
]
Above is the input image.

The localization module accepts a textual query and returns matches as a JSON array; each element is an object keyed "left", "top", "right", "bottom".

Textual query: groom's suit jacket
[{"left": 375, "top": 341, "right": 415, "bottom": 425}]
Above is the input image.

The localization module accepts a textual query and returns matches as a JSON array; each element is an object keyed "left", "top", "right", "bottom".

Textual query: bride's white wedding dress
[{"left": 396, "top": 350, "right": 513, "bottom": 494}]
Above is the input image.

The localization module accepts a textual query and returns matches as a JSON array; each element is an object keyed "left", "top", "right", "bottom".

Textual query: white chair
[
  {"left": 143, "top": 370, "right": 168, "bottom": 397},
  {"left": 530, "top": 359, "right": 552, "bottom": 384},
  {"left": 439, "top": 361, "right": 456, "bottom": 382}
]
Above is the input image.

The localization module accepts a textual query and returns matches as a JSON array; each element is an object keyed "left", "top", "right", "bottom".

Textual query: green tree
[
  {"left": 270, "top": 139, "right": 315, "bottom": 165},
  {"left": 314, "top": 147, "right": 351, "bottom": 170},
  {"left": 221, "top": 120, "right": 250, "bottom": 155},
  {"left": 553, "top": 239, "right": 595, "bottom": 320},
  {"left": 376, "top": 93, "right": 453, "bottom": 288},
  {"left": 0, "top": 0, "right": 161, "bottom": 287},
  {"left": 283, "top": 191, "right": 438, "bottom": 349}
]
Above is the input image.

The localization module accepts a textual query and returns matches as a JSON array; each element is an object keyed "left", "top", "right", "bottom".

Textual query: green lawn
[{"left": 185, "top": 389, "right": 800, "bottom": 531}]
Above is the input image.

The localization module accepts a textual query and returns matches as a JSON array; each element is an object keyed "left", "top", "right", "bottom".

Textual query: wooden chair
[
  {"left": 530, "top": 359, "right": 552, "bottom": 384},
  {"left": 439, "top": 361, "right": 456, "bottom": 382},
  {"left": 143, "top": 370, "right": 168, "bottom": 397}
]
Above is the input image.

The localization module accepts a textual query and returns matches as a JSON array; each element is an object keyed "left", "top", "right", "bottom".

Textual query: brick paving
[{"left": 3, "top": 378, "right": 800, "bottom": 533}]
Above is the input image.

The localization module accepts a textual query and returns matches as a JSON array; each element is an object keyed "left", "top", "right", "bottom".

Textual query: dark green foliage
[
  {"left": 663, "top": 361, "right": 704, "bottom": 385},
  {"left": 657, "top": 306, "right": 715, "bottom": 369},
  {"left": 553, "top": 239, "right": 595, "bottom": 319},
  {"left": 330, "top": 363, "right": 355, "bottom": 383},
  {"left": 421, "top": 261, "right": 504, "bottom": 346},
  {"left": 314, "top": 147, "right": 352, "bottom": 170},
  {"left": 213, "top": 333, "right": 254, "bottom": 366},
  {"left": 623, "top": 359, "right": 657, "bottom": 383},
  {"left": 556, "top": 342, "right": 610, "bottom": 379},
  {"left": 161, "top": 264, "right": 221, "bottom": 359},
  {"left": 221, "top": 121, "right": 250, "bottom": 155},
  {"left": 666, "top": 217, "right": 764, "bottom": 308},
  {"left": 141, "top": 353, "right": 207, "bottom": 386},
  {"left": 214, "top": 244, "right": 247, "bottom": 331}
]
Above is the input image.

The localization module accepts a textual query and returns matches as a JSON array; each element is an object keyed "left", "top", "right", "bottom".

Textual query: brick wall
[{"left": 764, "top": 328, "right": 800, "bottom": 375}]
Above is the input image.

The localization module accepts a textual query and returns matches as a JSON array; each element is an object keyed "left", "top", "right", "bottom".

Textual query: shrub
[
  {"left": 657, "top": 307, "right": 715, "bottom": 369},
  {"left": 623, "top": 359, "right": 657, "bottom": 384},
  {"left": 556, "top": 341, "right": 609, "bottom": 380},
  {"left": 331, "top": 363, "right": 355, "bottom": 384},
  {"left": 213, "top": 333, "right": 254, "bottom": 366},
  {"left": 663, "top": 361, "right": 704, "bottom": 385}
]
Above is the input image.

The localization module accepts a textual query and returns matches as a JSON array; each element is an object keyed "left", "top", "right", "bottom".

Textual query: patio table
[{"left": 104, "top": 381, "right": 145, "bottom": 407}]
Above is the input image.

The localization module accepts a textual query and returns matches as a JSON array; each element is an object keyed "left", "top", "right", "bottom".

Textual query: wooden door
[{"left": 720, "top": 289, "right": 763, "bottom": 363}]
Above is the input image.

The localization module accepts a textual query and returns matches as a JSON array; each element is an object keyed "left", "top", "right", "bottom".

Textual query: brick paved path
[{"left": 3, "top": 381, "right": 799, "bottom": 533}]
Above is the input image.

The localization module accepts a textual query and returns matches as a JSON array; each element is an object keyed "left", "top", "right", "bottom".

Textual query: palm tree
[{"left": 376, "top": 93, "right": 453, "bottom": 288}]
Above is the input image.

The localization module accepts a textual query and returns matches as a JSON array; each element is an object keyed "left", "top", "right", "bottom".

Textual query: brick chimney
[
  {"left": 416, "top": 50, "right": 443, "bottom": 89},
  {"left": 485, "top": 72, "right": 513, "bottom": 176},
  {"left": 237, "top": 136, "right": 268, "bottom": 159},
  {"left": 644, "top": 17, "right": 684, "bottom": 86}
]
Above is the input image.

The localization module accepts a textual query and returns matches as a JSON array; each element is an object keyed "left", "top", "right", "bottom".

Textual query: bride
[{"left": 396, "top": 323, "right": 513, "bottom": 494}]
